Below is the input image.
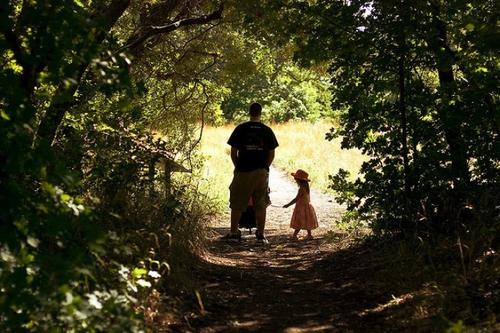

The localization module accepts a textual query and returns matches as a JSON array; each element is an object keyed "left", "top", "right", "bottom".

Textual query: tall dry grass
[
  {"left": 199, "top": 121, "right": 366, "bottom": 208},
  {"left": 198, "top": 125, "right": 235, "bottom": 209},
  {"left": 271, "top": 121, "right": 365, "bottom": 191}
]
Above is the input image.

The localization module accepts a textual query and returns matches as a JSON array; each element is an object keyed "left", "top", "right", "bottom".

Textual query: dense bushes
[
  {"left": 1, "top": 106, "right": 213, "bottom": 331},
  {"left": 0, "top": 1, "right": 215, "bottom": 331}
]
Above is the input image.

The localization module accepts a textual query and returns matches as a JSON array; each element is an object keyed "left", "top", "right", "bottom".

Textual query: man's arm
[
  {"left": 267, "top": 149, "right": 275, "bottom": 168},
  {"left": 231, "top": 147, "right": 238, "bottom": 167}
]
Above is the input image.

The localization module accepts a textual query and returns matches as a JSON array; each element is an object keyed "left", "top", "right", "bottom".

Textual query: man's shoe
[
  {"left": 255, "top": 232, "right": 269, "bottom": 244},
  {"left": 222, "top": 231, "right": 241, "bottom": 241}
]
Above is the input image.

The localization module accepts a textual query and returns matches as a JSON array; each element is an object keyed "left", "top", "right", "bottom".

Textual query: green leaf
[
  {"left": 73, "top": 0, "right": 85, "bottom": 7},
  {"left": 131, "top": 267, "right": 147, "bottom": 278},
  {"left": 0, "top": 110, "right": 10, "bottom": 120},
  {"left": 465, "top": 23, "right": 475, "bottom": 32},
  {"left": 61, "top": 193, "right": 71, "bottom": 202},
  {"left": 27, "top": 236, "right": 40, "bottom": 248}
]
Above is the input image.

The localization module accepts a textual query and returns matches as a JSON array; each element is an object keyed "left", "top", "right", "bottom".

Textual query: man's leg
[
  {"left": 230, "top": 209, "right": 243, "bottom": 234},
  {"left": 253, "top": 168, "right": 269, "bottom": 240},
  {"left": 228, "top": 171, "right": 248, "bottom": 237},
  {"left": 255, "top": 206, "right": 266, "bottom": 236}
]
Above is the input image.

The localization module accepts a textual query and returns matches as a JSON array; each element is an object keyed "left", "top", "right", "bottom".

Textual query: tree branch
[
  {"left": 2, "top": 27, "right": 35, "bottom": 95},
  {"left": 121, "top": 4, "right": 223, "bottom": 52}
]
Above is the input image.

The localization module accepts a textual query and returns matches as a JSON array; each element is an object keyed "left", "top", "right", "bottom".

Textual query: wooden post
[
  {"left": 149, "top": 158, "right": 156, "bottom": 198},
  {"left": 164, "top": 159, "right": 172, "bottom": 200}
]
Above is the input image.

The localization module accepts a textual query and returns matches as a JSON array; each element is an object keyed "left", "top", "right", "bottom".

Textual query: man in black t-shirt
[{"left": 225, "top": 102, "right": 279, "bottom": 243}]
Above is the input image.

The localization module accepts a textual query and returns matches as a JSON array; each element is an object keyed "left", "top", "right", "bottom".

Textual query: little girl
[{"left": 283, "top": 169, "right": 319, "bottom": 240}]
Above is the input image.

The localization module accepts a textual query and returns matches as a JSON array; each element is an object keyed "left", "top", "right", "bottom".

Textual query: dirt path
[{"left": 171, "top": 168, "right": 424, "bottom": 332}]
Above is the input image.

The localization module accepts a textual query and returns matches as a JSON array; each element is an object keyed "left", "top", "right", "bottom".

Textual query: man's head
[{"left": 249, "top": 102, "right": 262, "bottom": 119}]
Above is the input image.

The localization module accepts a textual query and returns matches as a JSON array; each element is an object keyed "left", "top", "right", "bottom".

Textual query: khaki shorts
[{"left": 229, "top": 168, "right": 269, "bottom": 211}]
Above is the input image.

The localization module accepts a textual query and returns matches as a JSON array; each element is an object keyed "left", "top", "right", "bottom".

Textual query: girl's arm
[
  {"left": 282, "top": 197, "right": 297, "bottom": 208},
  {"left": 283, "top": 188, "right": 303, "bottom": 208}
]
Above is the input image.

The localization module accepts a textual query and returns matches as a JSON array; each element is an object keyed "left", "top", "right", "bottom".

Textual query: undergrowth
[{"left": 332, "top": 227, "right": 500, "bottom": 332}]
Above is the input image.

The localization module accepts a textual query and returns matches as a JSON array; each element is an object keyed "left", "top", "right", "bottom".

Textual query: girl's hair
[{"left": 295, "top": 178, "right": 310, "bottom": 193}]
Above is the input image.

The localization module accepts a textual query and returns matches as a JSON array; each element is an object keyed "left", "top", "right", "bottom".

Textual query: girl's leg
[
  {"left": 291, "top": 229, "right": 300, "bottom": 239},
  {"left": 305, "top": 229, "right": 313, "bottom": 240}
]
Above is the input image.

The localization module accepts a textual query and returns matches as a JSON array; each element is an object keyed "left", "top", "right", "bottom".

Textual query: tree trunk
[
  {"left": 35, "top": 0, "right": 131, "bottom": 146},
  {"left": 398, "top": 1, "right": 411, "bottom": 223},
  {"left": 430, "top": 1, "right": 471, "bottom": 189}
]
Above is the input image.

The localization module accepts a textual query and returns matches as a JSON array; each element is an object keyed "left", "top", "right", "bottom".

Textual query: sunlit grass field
[{"left": 199, "top": 121, "right": 366, "bottom": 209}]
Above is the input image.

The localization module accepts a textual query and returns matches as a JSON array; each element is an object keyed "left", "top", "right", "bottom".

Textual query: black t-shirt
[{"left": 227, "top": 121, "right": 279, "bottom": 172}]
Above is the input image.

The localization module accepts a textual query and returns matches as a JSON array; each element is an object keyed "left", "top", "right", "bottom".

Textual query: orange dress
[{"left": 290, "top": 187, "right": 318, "bottom": 230}]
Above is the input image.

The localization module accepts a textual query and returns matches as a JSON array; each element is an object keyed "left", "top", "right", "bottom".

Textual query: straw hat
[{"left": 291, "top": 169, "right": 310, "bottom": 182}]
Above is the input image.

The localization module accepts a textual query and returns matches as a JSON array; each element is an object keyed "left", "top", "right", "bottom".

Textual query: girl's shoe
[
  {"left": 255, "top": 231, "right": 269, "bottom": 244},
  {"left": 304, "top": 235, "right": 314, "bottom": 240},
  {"left": 290, "top": 235, "right": 298, "bottom": 241}
]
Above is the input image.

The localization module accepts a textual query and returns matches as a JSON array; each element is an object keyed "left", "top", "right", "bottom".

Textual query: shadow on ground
[{"left": 163, "top": 227, "right": 443, "bottom": 333}]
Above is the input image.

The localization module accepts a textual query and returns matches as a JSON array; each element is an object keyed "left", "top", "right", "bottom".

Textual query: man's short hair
[{"left": 249, "top": 102, "right": 262, "bottom": 117}]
